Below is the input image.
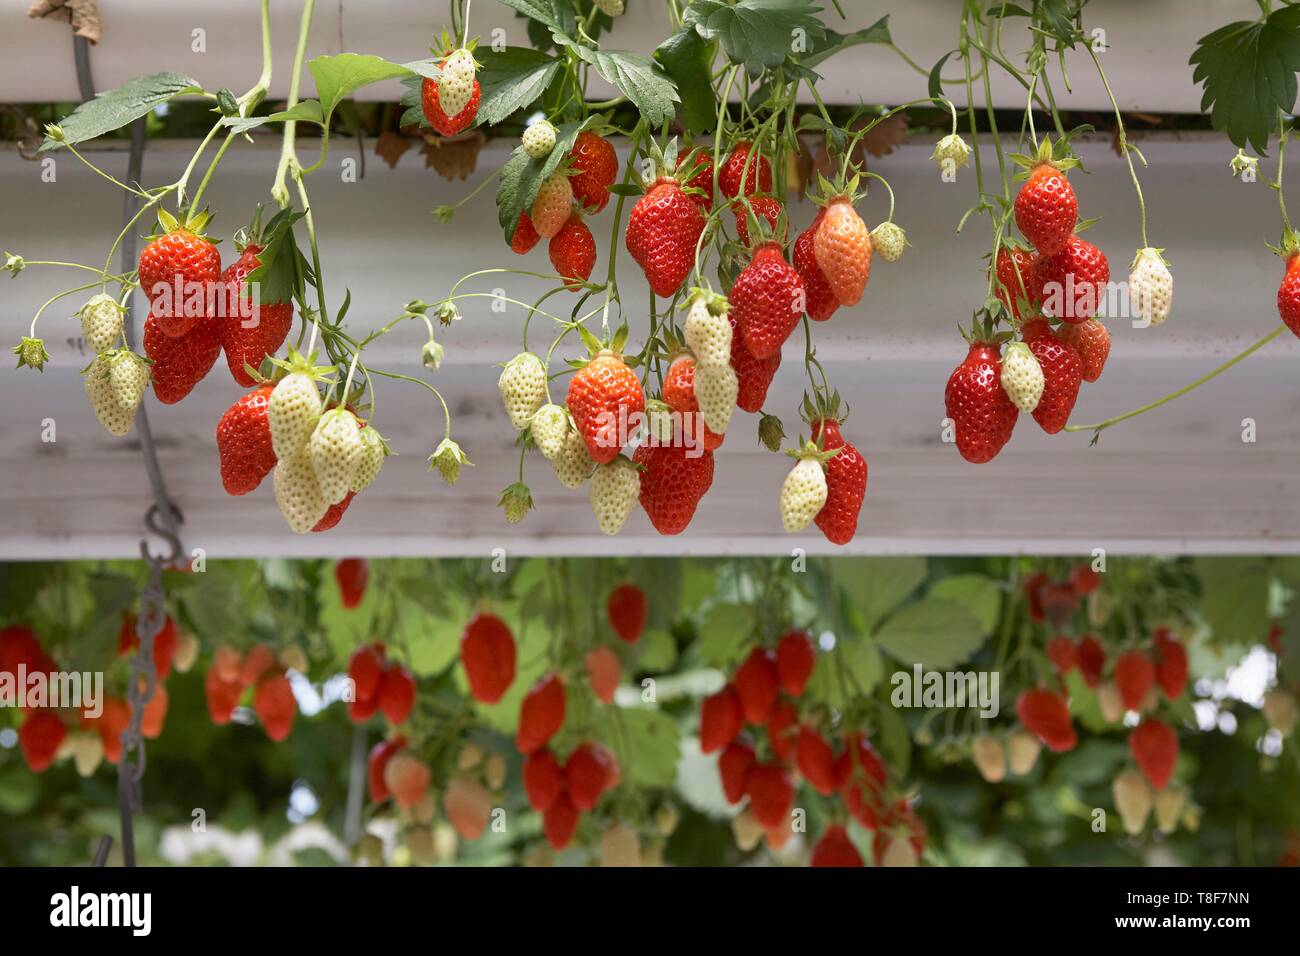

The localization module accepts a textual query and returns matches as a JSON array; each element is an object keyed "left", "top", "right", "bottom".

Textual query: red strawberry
[
  {"left": 566, "top": 349, "right": 645, "bottom": 464},
  {"left": 872, "top": 802, "right": 927, "bottom": 864},
  {"left": 511, "top": 212, "right": 541, "bottom": 255},
  {"left": 732, "top": 196, "right": 783, "bottom": 247},
  {"left": 945, "top": 341, "right": 1019, "bottom": 464},
  {"left": 549, "top": 214, "right": 596, "bottom": 290},
  {"left": 117, "top": 613, "right": 178, "bottom": 680},
  {"left": 766, "top": 699, "right": 797, "bottom": 761},
  {"left": 1077, "top": 635, "right": 1106, "bottom": 687},
  {"left": 718, "top": 737, "right": 756, "bottom": 803},
  {"left": 138, "top": 226, "right": 222, "bottom": 339},
  {"left": 219, "top": 243, "right": 294, "bottom": 385},
  {"left": 734, "top": 647, "right": 780, "bottom": 724},
  {"left": 633, "top": 443, "right": 715, "bottom": 535},
  {"left": 543, "top": 790, "right": 581, "bottom": 850},
  {"left": 775, "top": 630, "right": 815, "bottom": 697},
  {"left": 811, "top": 824, "right": 864, "bottom": 867},
  {"left": 992, "top": 245, "right": 1043, "bottom": 323},
  {"left": 1114, "top": 650, "right": 1155, "bottom": 711},
  {"left": 625, "top": 177, "right": 706, "bottom": 298},
  {"left": 1057, "top": 318, "right": 1110, "bottom": 383},
  {"left": 1046, "top": 635, "right": 1078, "bottom": 673},
  {"left": 335, "top": 558, "right": 369, "bottom": 609},
  {"left": 569, "top": 131, "right": 619, "bottom": 213},
  {"left": 98, "top": 696, "right": 131, "bottom": 763},
  {"left": 461, "top": 612, "right": 516, "bottom": 703},
  {"left": 719, "top": 141, "right": 773, "bottom": 199},
  {"left": 205, "top": 668, "right": 243, "bottom": 725},
  {"left": 347, "top": 643, "right": 386, "bottom": 704},
  {"left": 312, "top": 491, "right": 355, "bottom": 533},
  {"left": 792, "top": 208, "right": 838, "bottom": 322},
  {"left": 523, "top": 748, "right": 564, "bottom": 812},
  {"left": 367, "top": 735, "right": 407, "bottom": 802},
  {"left": 1268, "top": 622, "right": 1285, "bottom": 655},
  {"left": 729, "top": 310, "right": 781, "bottom": 412},
  {"left": 1025, "top": 326, "right": 1082, "bottom": 434},
  {"left": 19, "top": 710, "right": 66, "bottom": 772},
  {"left": 731, "top": 242, "right": 804, "bottom": 360},
  {"left": 700, "top": 684, "right": 743, "bottom": 753},
  {"left": 746, "top": 764, "right": 794, "bottom": 828},
  {"left": 420, "top": 58, "right": 480, "bottom": 137},
  {"left": 796, "top": 726, "right": 837, "bottom": 795},
  {"left": 253, "top": 670, "right": 296, "bottom": 741},
  {"left": 378, "top": 665, "right": 416, "bottom": 724},
  {"left": 811, "top": 418, "right": 867, "bottom": 545},
  {"left": 349, "top": 689, "right": 379, "bottom": 723},
  {"left": 1014, "top": 161, "right": 1077, "bottom": 256},
  {"left": 677, "top": 150, "right": 715, "bottom": 211},
  {"left": 661, "top": 354, "right": 725, "bottom": 450},
  {"left": 565, "top": 741, "right": 618, "bottom": 810},
  {"left": 1129, "top": 718, "right": 1178, "bottom": 791},
  {"left": 1278, "top": 251, "right": 1300, "bottom": 337},
  {"left": 837, "top": 732, "right": 888, "bottom": 827},
  {"left": 216, "top": 385, "right": 277, "bottom": 496},
  {"left": 1153, "top": 629, "right": 1189, "bottom": 699},
  {"left": 143, "top": 311, "right": 220, "bottom": 404},
  {"left": 1023, "top": 572, "right": 1049, "bottom": 622},
  {"left": 1036, "top": 235, "right": 1109, "bottom": 324},
  {"left": 0, "top": 626, "right": 45, "bottom": 680},
  {"left": 1070, "top": 565, "right": 1102, "bottom": 595},
  {"left": 516, "top": 674, "right": 566, "bottom": 754},
  {"left": 239, "top": 644, "right": 275, "bottom": 686},
  {"left": 585, "top": 646, "right": 620, "bottom": 703},
  {"left": 1015, "top": 688, "right": 1077, "bottom": 752},
  {"left": 607, "top": 583, "right": 647, "bottom": 644}
]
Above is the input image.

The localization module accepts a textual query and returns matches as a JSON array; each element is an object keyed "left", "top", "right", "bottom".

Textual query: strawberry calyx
[
  {"left": 148, "top": 206, "right": 218, "bottom": 244},
  {"left": 800, "top": 387, "right": 847, "bottom": 434},
  {"left": 808, "top": 169, "right": 865, "bottom": 208},
  {"left": 573, "top": 321, "right": 631, "bottom": 367},
  {"left": 685, "top": 285, "right": 729, "bottom": 317},
  {"left": 1269, "top": 230, "right": 1300, "bottom": 260},
  {"left": 784, "top": 438, "right": 840, "bottom": 467},
  {"left": 268, "top": 344, "right": 335, "bottom": 386},
  {"left": 1008, "top": 134, "right": 1080, "bottom": 180}
]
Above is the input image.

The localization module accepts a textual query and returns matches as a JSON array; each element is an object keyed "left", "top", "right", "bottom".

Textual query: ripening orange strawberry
[{"left": 812, "top": 196, "right": 872, "bottom": 306}]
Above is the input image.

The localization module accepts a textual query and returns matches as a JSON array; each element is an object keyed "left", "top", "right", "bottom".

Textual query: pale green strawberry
[
  {"left": 683, "top": 291, "right": 732, "bottom": 369},
  {"left": 870, "top": 222, "right": 908, "bottom": 263},
  {"left": 106, "top": 350, "right": 149, "bottom": 414},
  {"left": 531, "top": 172, "right": 573, "bottom": 239},
  {"left": 931, "top": 133, "right": 971, "bottom": 170},
  {"left": 439, "top": 48, "right": 478, "bottom": 118},
  {"left": 84, "top": 355, "right": 133, "bottom": 436},
  {"left": 696, "top": 364, "right": 737, "bottom": 434},
  {"left": 351, "top": 425, "right": 388, "bottom": 492},
  {"left": 643, "top": 398, "right": 676, "bottom": 443},
  {"left": 999, "top": 341, "right": 1044, "bottom": 412},
  {"left": 78, "top": 293, "right": 125, "bottom": 353},
  {"left": 499, "top": 481, "right": 534, "bottom": 524},
  {"left": 310, "top": 408, "right": 365, "bottom": 505},
  {"left": 594, "top": 0, "right": 624, "bottom": 14},
  {"left": 522, "top": 120, "right": 556, "bottom": 159},
  {"left": 779, "top": 444, "right": 831, "bottom": 533},
  {"left": 498, "top": 351, "right": 547, "bottom": 429},
  {"left": 429, "top": 437, "right": 471, "bottom": 485},
  {"left": 589, "top": 455, "right": 640, "bottom": 535},
  {"left": 274, "top": 449, "right": 328, "bottom": 533},
  {"left": 268, "top": 366, "right": 325, "bottom": 459},
  {"left": 530, "top": 403, "right": 569, "bottom": 460},
  {"left": 552, "top": 427, "right": 594, "bottom": 488}
]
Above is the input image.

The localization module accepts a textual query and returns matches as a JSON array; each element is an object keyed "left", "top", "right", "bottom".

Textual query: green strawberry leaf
[
  {"left": 684, "top": 0, "right": 826, "bottom": 70},
  {"left": 495, "top": 0, "right": 567, "bottom": 33},
  {"left": 555, "top": 38, "right": 679, "bottom": 128},
  {"left": 219, "top": 100, "right": 325, "bottom": 135},
  {"left": 654, "top": 28, "right": 717, "bottom": 136},
  {"left": 1194, "top": 557, "right": 1271, "bottom": 645},
  {"left": 40, "top": 72, "right": 203, "bottom": 152},
  {"left": 873, "top": 598, "right": 986, "bottom": 670},
  {"left": 830, "top": 556, "right": 927, "bottom": 633},
  {"left": 495, "top": 119, "right": 588, "bottom": 243},
  {"left": 474, "top": 47, "right": 563, "bottom": 127},
  {"left": 805, "top": 17, "right": 892, "bottom": 69},
  {"left": 927, "top": 574, "right": 1001, "bottom": 637},
  {"left": 1190, "top": 6, "right": 1300, "bottom": 155},
  {"left": 601, "top": 706, "right": 681, "bottom": 790},
  {"left": 307, "top": 53, "right": 412, "bottom": 125},
  {"left": 246, "top": 208, "right": 311, "bottom": 306}
]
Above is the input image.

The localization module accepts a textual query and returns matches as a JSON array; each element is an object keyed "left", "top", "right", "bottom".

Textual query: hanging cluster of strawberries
[{"left": 699, "top": 630, "right": 925, "bottom": 867}]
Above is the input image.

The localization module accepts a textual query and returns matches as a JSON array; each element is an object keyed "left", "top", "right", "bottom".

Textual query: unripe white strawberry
[
  {"left": 69, "top": 729, "right": 104, "bottom": 777},
  {"left": 931, "top": 133, "right": 971, "bottom": 171},
  {"left": 879, "top": 835, "right": 919, "bottom": 867},
  {"left": 484, "top": 751, "right": 507, "bottom": 791},
  {"left": 599, "top": 823, "right": 641, "bottom": 867},
  {"left": 1098, "top": 680, "right": 1125, "bottom": 723},
  {"left": 310, "top": 408, "right": 365, "bottom": 505},
  {"left": 594, "top": 0, "right": 625, "bottom": 15},
  {"left": 273, "top": 449, "right": 329, "bottom": 533},
  {"left": 1000, "top": 341, "right": 1044, "bottom": 412},
  {"left": 78, "top": 293, "right": 124, "bottom": 353},
  {"left": 644, "top": 399, "right": 676, "bottom": 443},
  {"left": 731, "top": 807, "right": 763, "bottom": 851},
  {"left": 522, "top": 120, "right": 557, "bottom": 159},
  {"left": 438, "top": 48, "right": 478, "bottom": 119},
  {"left": 655, "top": 803, "right": 679, "bottom": 836},
  {"left": 1129, "top": 247, "right": 1173, "bottom": 326},
  {"left": 443, "top": 775, "right": 493, "bottom": 840},
  {"left": 683, "top": 293, "right": 732, "bottom": 368},
  {"left": 457, "top": 742, "right": 485, "bottom": 770},
  {"left": 971, "top": 736, "right": 1006, "bottom": 783},
  {"left": 351, "top": 426, "right": 386, "bottom": 492},
  {"left": 499, "top": 351, "right": 547, "bottom": 429},
  {"left": 1263, "top": 689, "right": 1298, "bottom": 736},
  {"left": 779, "top": 446, "right": 829, "bottom": 533},
  {"left": 1153, "top": 785, "right": 1185, "bottom": 834},
  {"left": 589, "top": 455, "right": 640, "bottom": 535},
  {"left": 530, "top": 403, "right": 569, "bottom": 460},
  {"left": 84, "top": 355, "right": 134, "bottom": 436},
  {"left": 1006, "top": 729, "right": 1041, "bottom": 775},
  {"left": 1112, "top": 767, "right": 1153, "bottom": 835},
  {"left": 531, "top": 172, "right": 574, "bottom": 239},
  {"left": 870, "top": 221, "right": 908, "bottom": 263},
  {"left": 173, "top": 630, "right": 200, "bottom": 673},
  {"left": 107, "top": 350, "right": 149, "bottom": 415},
  {"left": 552, "top": 427, "right": 595, "bottom": 488},
  {"left": 696, "top": 363, "right": 738, "bottom": 434},
  {"left": 269, "top": 371, "right": 323, "bottom": 459}
]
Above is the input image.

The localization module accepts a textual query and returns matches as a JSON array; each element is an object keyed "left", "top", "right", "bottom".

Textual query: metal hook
[{"left": 140, "top": 501, "right": 185, "bottom": 568}]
